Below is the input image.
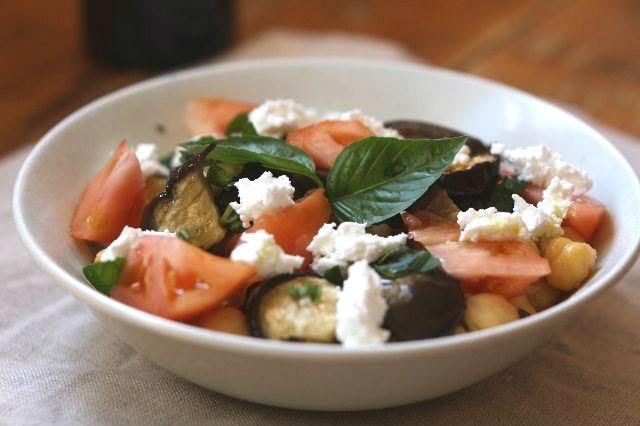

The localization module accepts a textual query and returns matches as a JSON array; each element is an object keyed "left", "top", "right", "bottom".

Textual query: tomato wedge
[
  {"left": 70, "top": 141, "right": 146, "bottom": 245},
  {"left": 402, "top": 211, "right": 460, "bottom": 246},
  {"left": 286, "top": 120, "right": 373, "bottom": 169},
  {"left": 111, "top": 236, "right": 255, "bottom": 321},
  {"left": 248, "top": 189, "right": 331, "bottom": 264},
  {"left": 426, "top": 241, "right": 551, "bottom": 299},
  {"left": 564, "top": 195, "right": 605, "bottom": 241},
  {"left": 184, "top": 97, "right": 256, "bottom": 138}
]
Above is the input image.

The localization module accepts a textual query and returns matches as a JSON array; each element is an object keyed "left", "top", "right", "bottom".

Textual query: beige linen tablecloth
[{"left": 2, "top": 32, "right": 640, "bottom": 425}]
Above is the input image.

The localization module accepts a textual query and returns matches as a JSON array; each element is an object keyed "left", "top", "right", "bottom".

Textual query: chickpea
[
  {"left": 510, "top": 294, "right": 536, "bottom": 316},
  {"left": 544, "top": 237, "right": 597, "bottom": 291},
  {"left": 538, "top": 226, "right": 585, "bottom": 253},
  {"left": 526, "top": 280, "right": 562, "bottom": 311},
  {"left": 464, "top": 293, "right": 519, "bottom": 331}
]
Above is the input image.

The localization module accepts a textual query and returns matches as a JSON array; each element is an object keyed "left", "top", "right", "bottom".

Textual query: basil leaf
[
  {"left": 323, "top": 266, "right": 344, "bottom": 287},
  {"left": 179, "top": 136, "right": 217, "bottom": 163},
  {"left": 209, "top": 136, "right": 323, "bottom": 187},
  {"left": 488, "top": 176, "right": 527, "bottom": 212},
  {"left": 226, "top": 113, "right": 258, "bottom": 136},
  {"left": 206, "top": 162, "right": 244, "bottom": 187},
  {"left": 82, "top": 258, "right": 125, "bottom": 295},
  {"left": 372, "top": 247, "right": 440, "bottom": 279},
  {"left": 220, "top": 205, "right": 245, "bottom": 233},
  {"left": 327, "top": 136, "right": 467, "bottom": 224}
]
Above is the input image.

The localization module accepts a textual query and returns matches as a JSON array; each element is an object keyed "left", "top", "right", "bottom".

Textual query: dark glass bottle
[{"left": 84, "top": 0, "right": 233, "bottom": 70}]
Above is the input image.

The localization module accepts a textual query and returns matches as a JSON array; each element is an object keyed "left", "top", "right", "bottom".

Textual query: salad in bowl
[{"left": 70, "top": 97, "right": 606, "bottom": 347}]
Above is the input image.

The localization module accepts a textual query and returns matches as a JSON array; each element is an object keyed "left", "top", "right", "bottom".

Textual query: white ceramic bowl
[{"left": 13, "top": 58, "right": 640, "bottom": 411}]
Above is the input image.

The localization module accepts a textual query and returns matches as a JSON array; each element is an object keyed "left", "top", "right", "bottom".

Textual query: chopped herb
[
  {"left": 177, "top": 229, "right": 194, "bottom": 241},
  {"left": 372, "top": 247, "right": 440, "bottom": 279},
  {"left": 488, "top": 176, "right": 527, "bottom": 212},
  {"left": 220, "top": 205, "right": 245, "bottom": 233},
  {"left": 82, "top": 258, "right": 125, "bottom": 295},
  {"left": 206, "top": 162, "right": 244, "bottom": 187},
  {"left": 226, "top": 113, "right": 258, "bottom": 137},
  {"left": 323, "top": 266, "right": 344, "bottom": 287},
  {"left": 287, "top": 283, "right": 322, "bottom": 302}
]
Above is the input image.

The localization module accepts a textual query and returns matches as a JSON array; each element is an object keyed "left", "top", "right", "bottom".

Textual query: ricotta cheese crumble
[
  {"left": 490, "top": 143, "right": 592, "bottom": 195},
  {"left": 335, "top": 260, "right": 390, "bottom": 347},
  {"left": 134, "top": 143, "right": 169, "bottom": 179},
  {"left": 450, "top": 145, "right": 472, "bottom": 169},
  {"left": 307, "top": 222, "right": 407, "bottom": 274},
  {"left": 457, "top": 177, "right": 575, "bottom": 242},
  {"left": 100, "top": 226, "right": 176, "bottom": 262},
  {"left": 229, "top": 171, "right": 295, "bottom": 228},
  {"left": 248, "top": 99, "right": 319, "bottom": 138},
  {"left": 230, "top": 230, "right": 304, "bottom": 278}
]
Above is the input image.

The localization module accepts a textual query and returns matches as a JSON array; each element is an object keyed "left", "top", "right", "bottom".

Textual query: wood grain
[{"left": 1, "top": 0, "right": 638, "bottom": 159}]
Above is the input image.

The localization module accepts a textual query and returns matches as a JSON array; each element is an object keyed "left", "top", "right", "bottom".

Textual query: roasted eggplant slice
[
  {"left": 384, "top": 119, "right": 485, "bottom": 151},
  {"left": 439, "top": 154, "right": 499, "bottom": 196},
  {"left": 142, "top": 145, "right": 226, "bottom": 249},
  {"left": 245, "top": 274, "right": 339, "bottom": 343},
  {"left": 382, "top": 270, "right": 465, "bottom": 341}
]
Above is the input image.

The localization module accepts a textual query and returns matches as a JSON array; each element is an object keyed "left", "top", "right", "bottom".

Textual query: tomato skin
[
  {"left": 185, "top": 98, "right": 256, "bottom": 138},
  {"left": 287, "top": 120, "right": 373, "bottom": 169},
  {"left": 248, "top": 189, "right": 331, "bottom": 264},
  {"left": 111, "top": 236, "right": 255, "bottom": 322},
  {"left": 564, "top": 196, "right": 605, "bottom": 241},
  {"left": 426, "top": 240, "right": 551, "bottom": 299},
  {"left": 70, "top": 141, "right": 146, "bottom": 245},
  {"left": 520, "top": 184, "right": 544, "bottom": 204},
  {"left": 402, "top": 211, "right": 460, "bottom": 246}
]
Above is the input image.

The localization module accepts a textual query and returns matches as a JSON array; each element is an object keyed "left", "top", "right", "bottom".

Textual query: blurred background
[{"left": 2, "top": 0, "right": 639, "bottom": 159}]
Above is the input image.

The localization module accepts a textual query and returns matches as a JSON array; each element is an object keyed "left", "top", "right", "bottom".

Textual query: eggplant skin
[
  {"left": 244, "top": 274, "right": 339, "bottom": 343},
  {"left": 384, "top": 120, "right": 486, "bottom": 152},
  {"left": 383, "top": 270, "right": 465, "bottom": 341},
  {"left": 439, "top": 157, "right": 499, "bottom": 195},
  {"left": 142, "top": 145, "right": 226, "bottom": 249}
]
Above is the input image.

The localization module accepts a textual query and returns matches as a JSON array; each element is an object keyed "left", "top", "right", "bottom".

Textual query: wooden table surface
[{"left": 2, "top": 0, "right": 639, "bottom": 159}]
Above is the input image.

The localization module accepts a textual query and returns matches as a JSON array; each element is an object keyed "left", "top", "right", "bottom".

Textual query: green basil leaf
[
  {"left": 220, "top": 205, "right": 245, "bottom": 233},
  {"left": 209, "top": 136, "right": 323, "bottom": 187},
  {"left": 206, "top": 162, "right": 244, "bottom": 187},
  {"left": 488, "top": 176, "right": 527, "bottom": 212},
  {"left": 179, "top": 136, "right": 217, "bottom": 163},
  {"left": 226, "top": 113, "right": 258, "bottom": 136},
  {"left": 327, "top": 136, "right": 467, "bottom": 224},
  {"left": 82, "top": 258, "right": 125, "bottom": 295},
  {"left": 323, "top": 266, "right": 344, "bottom": 287},
  {"left": 372, "top": 247, "right": 440, "bottom": 279}
]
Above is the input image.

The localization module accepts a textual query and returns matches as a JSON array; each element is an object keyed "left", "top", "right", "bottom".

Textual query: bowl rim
[{"left": 13, "top": 57, "right": 640, "bottom": 361}]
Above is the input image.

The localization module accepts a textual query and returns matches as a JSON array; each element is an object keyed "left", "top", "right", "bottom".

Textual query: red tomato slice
[
  {"left": 111, "top": 236, "right": 255, "bottom": 321},
  {"left": 426, "top": 241, "right": 551, "bottom": 299},
  {"left": 521, "top": 184, "right": 544, "bottom": 204},
  {"left": 248, "top": 189, "right": 331, "bottom": 265},
  {"left": 402, "top": 211, "right": 460, "bottom": 246},
  {"left": 185, "top": 98, "right": 256, "bottom": 138},
  {"left": 70, "top": 141, "right": 146, "bottom": 245},
  {"left": 286, "top": 120, "right": 373, "bottom": 169},
  {"left": 564, "top": 195, "right": 605, "bottom": 241}
]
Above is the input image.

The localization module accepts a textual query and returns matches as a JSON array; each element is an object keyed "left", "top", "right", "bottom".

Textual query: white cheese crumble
[
  {"left": 229, "top": 230, "right": 304, "bottom": 278},
  {"left": 248, "top": 99, "right": 319, "bottom": 138},
  {"left": 336, "top": 260, "right": 390, "bottom": 347},
  {"left": 307, "top": 222, "right": 407, "bottom": 274},
  {"left": 170, "top": 146, "right": 185, "bottom": 168},
  {"left": 491, "top": 143, "right": 591, "bottom": 195},
  {"left": 457, "top": 208, "right": 529, "bottom": 242},
  {"left": 323, "top": 109, "right": 401, "bottom": 138},
  {"left": 100, "top": 226, "right": 176, "bottom": 262},
  {"left": 134, "top": 143, "right": 169, "bottom": 179},
  {"left": 229, "top": 171, "right": 295, "bottom": 228},
  {"left": 457, "top": 177, "right": 575, "bottom": 242},
  {"left": 450, "top": 145, "right": 472, "bottom": 169}
]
